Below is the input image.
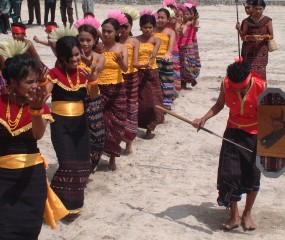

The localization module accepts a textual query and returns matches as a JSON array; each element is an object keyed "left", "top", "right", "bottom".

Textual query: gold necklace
[
  {"left": 66, "top": 69, "right": 80, "bottom": 90},
  {"left": 6, "top": 97, "right": 24, "bottom": 130}
]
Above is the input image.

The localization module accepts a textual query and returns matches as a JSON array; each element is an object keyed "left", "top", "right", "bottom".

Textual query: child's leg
[
  {"left": 242, "top": 191, "right": 258, "bottom": 230},
  {"left": 222, "top": 201, "right": 241, "bottom": 230}
]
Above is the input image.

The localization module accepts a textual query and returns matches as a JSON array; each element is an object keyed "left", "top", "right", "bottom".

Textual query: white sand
[{"left": 2, "top": 1, "right": 285, "bottom": 239}]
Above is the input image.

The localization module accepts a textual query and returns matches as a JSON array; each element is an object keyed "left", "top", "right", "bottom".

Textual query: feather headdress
[
  {"left": 162, "top": 0, "right": 177, "bottom": 8},
  {"left": 74, "top": 17, "right": 101, "bottom": 30},
  {"left": 184, "top": 2, "right": 193, "bottom": 9},
  {"left": 107, "top": 10, "right": 128, "bottom": 25},
  {"left": 0, "top": 40, "right": 29, "bottom": 59},
  {"left": 49, "top": 26, "right": 78, "bottom": 43},
  {"left": 185, "top": 0, "right": 199, "bottom": 7},
  {"left": 139, "top": 9, "right": 158, "bottom": 19},
  {"left": 121, "top": 6, "right": 140, "bottom": 21},
  {"left": 164, "top": 7, "right": 175, "bottom": 18}
]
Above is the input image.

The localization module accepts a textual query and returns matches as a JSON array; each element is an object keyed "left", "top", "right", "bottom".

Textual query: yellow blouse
[
  {"left": 98, "top": 52, "right": 123, "bottom": 85},
  {"left": 137, "top": 43, "right": 157, "bottom": 69},
  {"left": 124, "top": 43, "right": 137, "bottom": 74},
  {"left": 153, "top": 32, "right": 169, "bottom": 58}
]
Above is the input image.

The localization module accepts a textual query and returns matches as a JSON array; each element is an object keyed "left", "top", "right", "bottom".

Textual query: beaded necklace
[
  {"left": 6, "top": 97, "right": 24, "bottom": 130},
  {"left": 66, "top": 69, "right": 80, "bottom": 90}
]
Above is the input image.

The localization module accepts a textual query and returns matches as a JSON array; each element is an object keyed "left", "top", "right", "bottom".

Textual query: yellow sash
[{"left": 52, "top": 101, "right": 84, "bottom": 116}]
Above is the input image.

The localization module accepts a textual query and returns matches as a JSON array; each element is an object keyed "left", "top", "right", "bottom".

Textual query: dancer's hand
[
  {"left": 26, "top": 85, "right": 50, "bottom": 110},
  {"left": 192, "top": 118, "right": 206, "bottom": 132}
]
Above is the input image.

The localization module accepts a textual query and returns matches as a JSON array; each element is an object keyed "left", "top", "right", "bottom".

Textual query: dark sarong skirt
[
  {"left": 99, "top": 83, "right": 127, "bottom": 157},
  {"left": 84, "top": 96, "right": 105, "bottom": 169},
  {"left": 138, "top": 69, "right": 164, "bottom": 131},
  {"left": 0, "top": 164, "right": 47, "bottom": 240},
  {"left": 50, "top": 113, "right": 91, "bottom": 211},
  {"left": 122, "top": 72, "right": 139, "bottom": 142},
  {"left": 217, "top": 128, "right": 260, "bottom": 208}
]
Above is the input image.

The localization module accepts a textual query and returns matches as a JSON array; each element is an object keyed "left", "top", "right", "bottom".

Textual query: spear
[
  {"left": 236, "top": 0, "right": 241, "bottom": 58},
  {"left": 155, "top": 105, "right": 253, "bottom": 153}
]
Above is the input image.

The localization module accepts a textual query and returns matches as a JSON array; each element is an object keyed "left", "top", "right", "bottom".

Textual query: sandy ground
[{"left": 1, "top": 1, "right": 285, "bottom": 240}]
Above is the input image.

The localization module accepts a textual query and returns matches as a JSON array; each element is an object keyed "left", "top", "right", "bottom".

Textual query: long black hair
[
  {"left": 227, "top": 61, "right": 251, "bottom": 83},
  {"left": 56, "top": 36, "right": 81, "bottom": 65},
  {"left": 78, "top": 24, "right": 99, "bottom": 50},
  {"left": 139, "top": 14, "right": 156, "bottom": 28}
]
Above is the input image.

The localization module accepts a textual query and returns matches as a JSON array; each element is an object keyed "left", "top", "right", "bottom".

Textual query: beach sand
[{"left": 1, "top": 1, "right": 285, "bottom": 239}]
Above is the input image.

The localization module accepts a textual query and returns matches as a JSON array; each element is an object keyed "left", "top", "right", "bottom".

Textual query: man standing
[
  {"left": 0, "top": 0, "right": 10, "bottom": 34},
  {"left": 27, "top": 0, "right": 41, "bottom": 25},
  {"left": 60, "top": 0, "right": 73, "bottom": 27}
]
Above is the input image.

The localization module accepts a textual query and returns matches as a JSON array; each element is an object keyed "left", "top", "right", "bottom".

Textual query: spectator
[
  {"left": 60, "top": 0, "right": 74, "bottom": 27},
  {"left": 0, "top": 0, "right": 10, "bottom": 34},
  {"left": 44, "top": 0, "right": 57, "bottom": 25},
  {"left": 27, "top": 0, "right": 41, "bottom": 25}
]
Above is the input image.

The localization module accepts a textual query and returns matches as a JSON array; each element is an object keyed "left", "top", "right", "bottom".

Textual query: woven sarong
[
  {"left": 50, "top": 113, "right": 91, "bottom": 211},
  {"left": 138, "top": 69, "right": 164, "bottom": 131},
  {"left": 179, "top": 42, "right": 201, "bottom": 86},
  {"left": 84, "top": 95, "right": 105, "bottom": 169},
  {"left": 217, "top": 128, "right": 260, "bottom": 208},
  {"left": 172, "top": 50, "right": 181, "bottom": 95},
  {"left": 99, "top": 83, "right": 127, "bottom": 157},
  {"left": 156, "top": 58, "right": 174, "bottom": 108},
  {"left": 122, "top": 72, "right": 139, "bottom": 142}
]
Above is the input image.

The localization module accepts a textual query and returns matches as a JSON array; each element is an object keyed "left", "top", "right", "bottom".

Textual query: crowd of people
[{"left": 0, "top": 0, "right": 276, "bottom": 238}]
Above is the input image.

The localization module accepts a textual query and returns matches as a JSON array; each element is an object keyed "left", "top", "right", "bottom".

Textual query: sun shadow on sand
[
  {"left": 46, "top": 163, "right": 58, "bottom": 181},
  {"left": 124, "top": 202, "right": 249, "bottom": 235}
]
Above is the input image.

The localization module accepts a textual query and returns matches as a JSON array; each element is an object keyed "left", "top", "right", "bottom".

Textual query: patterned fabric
[
  {"left": 84, "top": 96, "right": 105, "bottom": 170},
  {"left": 122, "top": 72, "right": 139, "bottom": 142},
  {"left": 179, "top": 41, "right": 201, "bottom": 86},
  {"left": 99, "top": 83, "right": 127, "bottom": 157},
  {"left": 242, "top": 16, "right": 272, "bottom": 81},
  {"left": 259, "top": 92, "right": 285, "bottom": 173},
  {"left": 217, "top": 128, "right": 260, "bottom": 208},
  {"left": 156, "top": 58, "right": 174, "bottom": 108},
  {"left": 138, "top": 69, "right": 164, "bottom": 131},
  {"left": 172, "top": 50, "right": 181, "bottom": 94}
]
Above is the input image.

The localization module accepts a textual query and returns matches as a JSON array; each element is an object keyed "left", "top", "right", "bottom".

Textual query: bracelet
[
  {"left": 38, "top": 78, "right": 49, "bottom": 87},
  {"left": 88, "top": 79, "right": 99, "bottom": 86},
  {"left": 28, "top": 107, "right": 44, "bottom": 116}
]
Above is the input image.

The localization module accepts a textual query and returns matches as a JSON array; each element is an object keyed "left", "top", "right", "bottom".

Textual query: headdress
[
  {"left": 139, "top": 9, "right": 158, "bottom": 19},
  {"left": 163, "top": 7, "right": 175, "bottom": 18},
  {"left": 74, "top": 17, "right": 101, "bottom": 30},
  {"left": 107, "top": 10, "right": 128, "bottom": 25},
  {"left": 45, "top": 22, "right": 58, "bottom": 32},
  {"left": 184, "top": 3, "right": 193, "bottom": 9},
  {"left": 11, "top": 24, "right": 26, "bottom": 34},
  {"left": 121, "top": 6, "right": 140, "bottom": 21},
  {"left": 0, "top": 40, "right": 29, "bottom": 59},
  {"left": 185, "top": 0, "right": 199, "bottom": 7},
  {"left": 162, "top": 0, "right": 177, "bottom": 8},
  {"left": 48, "top": 26, "right": 78, "bottom": 43}
]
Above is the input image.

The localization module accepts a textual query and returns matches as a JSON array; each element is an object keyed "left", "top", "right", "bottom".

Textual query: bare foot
[
  {"left": 241, "top": 214, "right": 257, "bottom": 231},
  {"left": 108, "top": 156, "right": 116, "bottom": 171},
  {"left": 125, "top": 142, "right": 133, "bottom": 156},
  {"left": 222, "top": 216, "right": 241, "bottom": 231},
  {"left": 143, "top": 129, "right": 155, "bottom": 140}
]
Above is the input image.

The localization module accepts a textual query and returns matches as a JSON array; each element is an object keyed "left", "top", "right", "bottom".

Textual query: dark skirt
[
  {"left": 172, "top": 50, "right": 181, "bottom": 95},
  {"left": 217, "top": 128, "right": 260, "bottom": 208},
  {"left": 84, "top": 96, "right": 105, "bottom": 170},
  {"left": 99, "top": 83, "right": 127, "bottom": 157},
  {"left": 122, "top": 72, "right": 139, "bottom": 142},
  {"left": 0, "top": 164, "right": 47, "bottom": 240},
  {"left": 179, "top": 42, "right": 201, "bottom": 86},
  {"left": 50, "top": 113, "right": 91, "bottom": 211},
  {"left": 156, "top": 58, "right": 174, "bottom": 108},
  {"left": 138, "top": 69, "right": 164, "bottom": 131}
]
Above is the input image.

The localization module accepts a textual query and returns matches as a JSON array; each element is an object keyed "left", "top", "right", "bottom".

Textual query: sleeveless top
[
  {"left": 177, "top": 24, "right": 197, "bottom": 47},
  {"left": 224, "top": 71, "right": 266, "bottom": 134},
  {"left": 124, "top": 43, "right": 137, "bottom": 74},
  {"left": 137, "top": 43, "right": 157, "bottom": 70},
  {"left": 153, "top": 32, "right": 169, "bottom": 58},
  {"left": 98, "top": 52, "right": 123, "bottom": 85}
]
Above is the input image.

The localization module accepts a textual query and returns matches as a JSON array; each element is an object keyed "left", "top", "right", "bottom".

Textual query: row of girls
[{"left": 0, "top": 1, "right": 202, "bottom": 239}]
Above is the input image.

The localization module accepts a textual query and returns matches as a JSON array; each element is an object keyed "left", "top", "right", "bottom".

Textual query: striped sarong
[
  {"left": 99, "top": 83, "right": 127, "bottom": 157},
  {"left": 156, "top": 58, "right": 174, "bottom": 108},
  {"left": 179, "top": 42, "right": 201, "bottom": 87},
  {"left": 84, "top": 95, "right": 105, "bottom": 170},
  {"left": 217, "top": 128, "right": 260, "bottom": 208},
  {"left": 138, "top": 69, "right": 164, "bottom": 131},
  {"left": 122, "top": 72, "right": 139, "bottom": 142},
  {"left": 172, "top": 50, "right": 181, "bottom": 96}
]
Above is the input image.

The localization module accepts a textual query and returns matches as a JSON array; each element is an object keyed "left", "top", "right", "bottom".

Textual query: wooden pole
[{"left": 236, "top": 0, "right": 241, "bottom": 58}]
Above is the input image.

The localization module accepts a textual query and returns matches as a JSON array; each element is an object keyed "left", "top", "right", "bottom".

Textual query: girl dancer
[
  {"left": 136, "top": 10, "right": 164, "bottom": 139},
  {"left": 178, "top": 2, "right": 201, "bottom": 88},
  {"left": 75, "top": 17, "right": 106, "bottom": 172},
  {"left": 45, "top": 26, "right": 99, "bottom": 213},
  {"left": 98, "top": 11, "right": 128, "bottom": 171},
  {"left": 120, "top": 8, "right": 140, "bottom": 155},
  {"left": 153, "top": 7, "right": 176, "bottom": 109}
]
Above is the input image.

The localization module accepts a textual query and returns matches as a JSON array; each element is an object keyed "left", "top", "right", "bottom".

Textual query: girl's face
[
  {"left": 12, "top": 32, "right": 25, "bottom": 41},
  {"left": 176, "top": 10, "right": 183, "bottom": 23},
  {"left": 78, "top": 31, "right": 95, "bottom": 53},
  {"left": 244, "top": 4, "right": 253, "bottom": 15},
  {"left": 157, "top": 11, "right": 169, "bottom": 28},
  {"left": 119, "top": 22, "right": 132, "bottom": 38},
  {"left": 64, "top": 46, "right": 81, "bottom": 70},
  {"left": 102, "top": 23, "right": 117, "bottom": 43},
  {"left": 252, "top": 5, "right": 264, "bottom": 18},
  {"left": 183, "top": 9, "right": 191, "bottom": 21},
  {"left": 141, "top": 22, "right": 154, "bottom": 37},
  {"left": 12, "top": 67, "right": 39, "bottom": 98}
]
